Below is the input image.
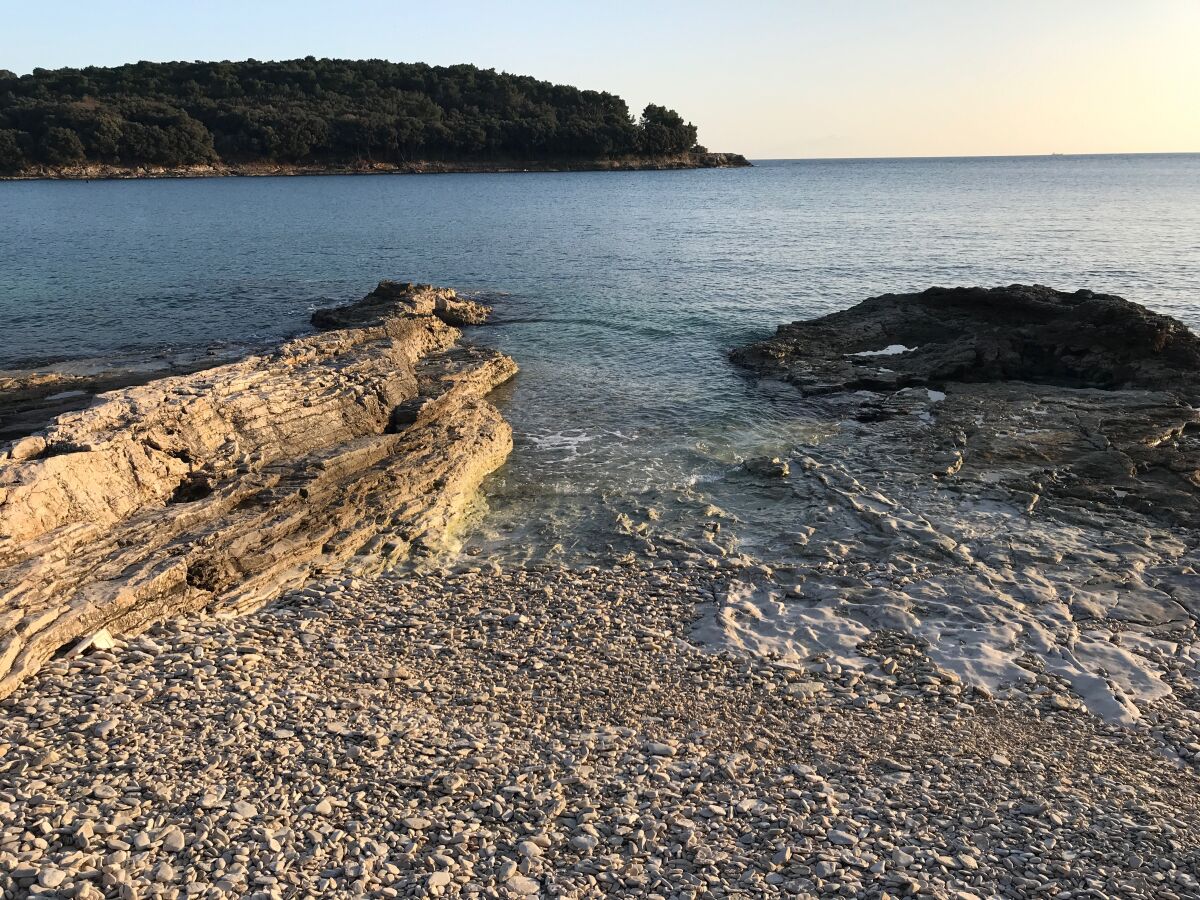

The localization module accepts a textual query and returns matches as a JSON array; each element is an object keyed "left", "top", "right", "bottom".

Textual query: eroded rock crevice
[{"left": 0, "top": 281, "right": 516, "bottom": 699}]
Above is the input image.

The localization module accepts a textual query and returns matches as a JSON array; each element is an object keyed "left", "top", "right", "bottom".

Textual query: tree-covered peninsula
[{"left": 0, "top": 58, "right": 747, "bottom": 177}]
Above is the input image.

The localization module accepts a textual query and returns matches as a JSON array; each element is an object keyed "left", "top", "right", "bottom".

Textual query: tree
[
  {"left": 0, "top": 129, "right": 28, "bottom": 171},
  {"left": 37, "top": 126, "right": 85, "bottom": 165},
  {"left": 0, "top": 58, "right": 704, "bottom": 170},
  {"left": 637, "top": 104, "right": 698, "bottom": 155}
]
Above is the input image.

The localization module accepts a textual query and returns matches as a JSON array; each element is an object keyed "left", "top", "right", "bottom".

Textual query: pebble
[
  {"left": 160, "top": 826, "right": 186, "bottom": 852},
  {"left": 38, "top": 868, "right": 65, "bottom": 888},
  {"left": 506, "top": 874, "right": 541, "bottom": 894}
]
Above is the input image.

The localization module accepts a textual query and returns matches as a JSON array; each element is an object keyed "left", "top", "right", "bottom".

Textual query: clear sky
[{"left": 3, "top": 0, "right": 1197, "bottom": 158}]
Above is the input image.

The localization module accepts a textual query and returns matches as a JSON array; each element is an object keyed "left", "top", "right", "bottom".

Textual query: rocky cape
[
  {"left": 1, "top": 152, "right": 751, "bottom": 181},
  {"left": 0, "top": 281, "right": 517, "bottom": 699},
  {"left": 726, "top": 285, "right": 1200, "bottom": 723}
]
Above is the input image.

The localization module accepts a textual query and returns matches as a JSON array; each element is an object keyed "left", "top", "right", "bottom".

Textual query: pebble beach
[{"left": 4, "top": 563, "right": 1200, "bottom": 899}]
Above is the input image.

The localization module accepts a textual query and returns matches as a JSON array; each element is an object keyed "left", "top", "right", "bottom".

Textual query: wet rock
[
  {"left": 727, "top": 285, "right": 1200, "bottom": 723},
  {"left": 744, "top": 456, "right": 791, "bottom": 478}
]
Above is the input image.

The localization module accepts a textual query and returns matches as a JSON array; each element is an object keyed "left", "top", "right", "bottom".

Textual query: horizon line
[{"left": 750, "top": 151, "right": 1199, "bottom": 162}]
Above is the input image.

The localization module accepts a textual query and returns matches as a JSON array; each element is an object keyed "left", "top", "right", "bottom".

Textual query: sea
[{"left": 3, "top": 154, "right": 1199, "bottom": 564}]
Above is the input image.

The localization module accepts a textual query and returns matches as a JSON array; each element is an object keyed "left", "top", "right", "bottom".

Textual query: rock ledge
[{"left": 0, "top": 281, "right": 516, "bottom": 699}]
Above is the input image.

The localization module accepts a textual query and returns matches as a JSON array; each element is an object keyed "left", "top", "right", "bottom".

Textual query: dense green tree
[
  {"left": 0, "top": 58, "right": 702, "bottom": 170},
  {"left": 37, "top": 126, "right": 85, "bottom": 165},
  {"left": 637, "top": 104, "right": 698, "bottom": 156},
  {"left": 0, "top": 129, "right": 28, "bottom": 171}
]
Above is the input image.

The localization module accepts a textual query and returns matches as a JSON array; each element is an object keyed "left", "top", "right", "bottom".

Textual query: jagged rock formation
[
  {"left": 311, "top": 279, "right": 492, "bottom": 329},
  {"left": 0, "top": 282, "right": 516, "bottom": 699},
  {"left": 726, "top": 285, "right": 1200, "bottom": 722}
]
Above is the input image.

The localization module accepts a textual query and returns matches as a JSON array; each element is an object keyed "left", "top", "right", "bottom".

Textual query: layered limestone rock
[
  {"left": 724, "top": 285, "right": 1200, "bottom": 722},
  {"left": 0, "top": 282, "right": 516, "bottom": 699},
  {"left": 0, "top": 351, "right": 247, "bottom": 445}
]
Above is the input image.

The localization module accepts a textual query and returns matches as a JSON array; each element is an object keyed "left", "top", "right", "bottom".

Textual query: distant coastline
[
  {"left": 0, "top": 59, "right": 748, "bottom": 182},
  {"left": 0, "top": 151, "right": 750, "bottom": 181}
]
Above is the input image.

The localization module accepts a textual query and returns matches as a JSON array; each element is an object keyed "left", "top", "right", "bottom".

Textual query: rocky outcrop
[
  {"left": 311, "top": 280, "right": 492, "bottom": 329},
  {"left": 727, "top": 285, "right": 1200, "bottom": 722},
  {"left": 0, "top": 282, "right": 517, "bottom": 699},
  {"left": 733, "top": 284, "right": 1200, "bottom": 398},
  {"left": 732, "top": 284, "right": 1200, "bottom": 528}
]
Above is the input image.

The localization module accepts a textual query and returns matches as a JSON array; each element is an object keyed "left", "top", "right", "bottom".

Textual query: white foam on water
[
  {"left": 526, "top": 430, "right": 600, "bottom": 454},
  {"left": 685, "top": 471, "right": 728, "bottom": 487}
]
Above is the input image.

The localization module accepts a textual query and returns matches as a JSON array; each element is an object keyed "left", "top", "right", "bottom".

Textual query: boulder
[{"left": 733, "top": 284, "right": 1200, "bottom": 399}]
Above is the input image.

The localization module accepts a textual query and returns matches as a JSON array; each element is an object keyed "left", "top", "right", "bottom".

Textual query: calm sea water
[{"left": 3, "top": 155, "right": 1199, "bottom": 562}]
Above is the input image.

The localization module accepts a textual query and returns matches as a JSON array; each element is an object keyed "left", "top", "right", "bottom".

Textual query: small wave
[
  {"left": 523, "top": 427, "right": 635, "bottom": 454},
  {"left": 685, "top": 471, "right": 728, "bottom": 486},
  {"left": 525, "top": 431, "right": 600, "bottom": 454}
]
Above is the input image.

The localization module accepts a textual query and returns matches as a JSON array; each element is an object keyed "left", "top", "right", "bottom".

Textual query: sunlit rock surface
[{"left": 0, "top": 282, "right": 516, "bottom": 699}]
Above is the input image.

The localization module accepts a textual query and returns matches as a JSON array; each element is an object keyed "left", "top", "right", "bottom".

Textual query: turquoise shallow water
[{"left": 3, "top": 154, "right": 1199, "bottom": 560}]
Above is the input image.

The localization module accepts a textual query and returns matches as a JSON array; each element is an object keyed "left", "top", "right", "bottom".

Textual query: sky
[{"left": 2, "top": 0, "right": 1198, "bottom": 158}]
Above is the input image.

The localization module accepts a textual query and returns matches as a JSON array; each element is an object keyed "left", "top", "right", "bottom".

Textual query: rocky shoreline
[
  {"left": 0, "top": 281, "right": 516, "bottom": 701},
  {"left": 0, "top": 153, "right": 750, "bottom": 182},
  {"left": 3, "top": 281, "right": 1200, "bottom": 898},
  {"left": 726, "top": 285, "right": 1200, "bottom": 723}
]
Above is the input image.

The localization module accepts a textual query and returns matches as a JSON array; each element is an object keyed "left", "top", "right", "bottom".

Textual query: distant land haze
[{"left": 0, "top": 58, "right": 749, "bottom": 178}]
